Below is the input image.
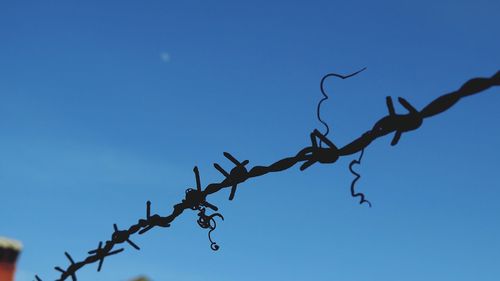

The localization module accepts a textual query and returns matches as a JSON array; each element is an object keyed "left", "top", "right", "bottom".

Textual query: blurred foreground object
[
  {"left": 130, "top": 276, "right": 150, "bottom": 281},
  {"left": 0, "top": 237, "right": 22, "bottom": 281}
]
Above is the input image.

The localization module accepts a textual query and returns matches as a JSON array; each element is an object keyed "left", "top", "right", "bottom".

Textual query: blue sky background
[{"left": 1, "top": 1, "right": 499, "bottom": 280}]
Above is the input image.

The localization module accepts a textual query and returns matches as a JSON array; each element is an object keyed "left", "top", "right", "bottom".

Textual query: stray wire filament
[
  {"left": 348, "top": 148, "right": 371, "bottom": 207},
  {"left": 317, "top": 67, "right": 367, "bottom": 146}
]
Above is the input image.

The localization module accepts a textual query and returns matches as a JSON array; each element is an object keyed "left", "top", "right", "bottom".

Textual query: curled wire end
[
  {"left": 208, "top": 222, "right": 220, "bottom": 251},
  {"left": 317, "top": 67, "right": 367, "bottom": 145},
  {"left": 360, "top": 197, "right": 372, "bottom": 208},
  {"left": 196, "top": 207, "right": 224, "bottom": 251},
  {"left": 348, "top": 148, "right": 372, "bottom": 207},
  {"left": 210, "top": 240, "right": 220, "bottom": 251}
]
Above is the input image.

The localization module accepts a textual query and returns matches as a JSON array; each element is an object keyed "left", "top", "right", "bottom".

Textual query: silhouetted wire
[
  {"left": 196, "top": 206, "right": 224, "bottom": 251},
  {"left": 317, "top": 67, "right": 367, "bottom": 146},
  {"left": 34, "top": 71, "right": 499, "bottom": 281},
  {"left": 208, "top": 219, "right": 221, "bottom": 251},
  {"left": 348, "top": 148, "right": 371, "bottom": 207}
]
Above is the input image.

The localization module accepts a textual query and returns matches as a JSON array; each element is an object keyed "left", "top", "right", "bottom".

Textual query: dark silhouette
[
  {"left": 112, "top": 224, "right": 140, "bottom": 250},
  {"left": 196, "top": 207, "right": 224, "bottom": 251},
  {"left": 372, "top": 96, "right": 423, "bottom": 145},
  {"left": 317, "top": 67, "right": 367, "bottom": 143},
  {"left": 54, "top": 253, "right": 77, "bottom": 281},
  {"left": 348, "top": 148, "right": 371, "bottom": 207},
  {"left": 421, "top": 72, "right": 500, "bottom": 117},
  {"left": 297, "top": 129, "right": 341, "bottom": 170},
  {"left": 213, "top": 152, "right": 250, "bottom": 200},
  {"left": 87, "top": 242, "right": 123, "bottom": 272},
  {"left": 35, "top": 71, "right": 499, "bottom": 281}
]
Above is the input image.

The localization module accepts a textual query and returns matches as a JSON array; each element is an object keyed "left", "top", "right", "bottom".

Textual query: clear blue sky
[{"left": 1, "top": 1, "right": 499, "bottom": 280}]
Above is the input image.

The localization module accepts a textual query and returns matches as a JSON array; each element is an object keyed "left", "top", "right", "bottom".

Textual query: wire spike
[
  {"left": 64, "top": 252, "right": 75, "bottom": 264},
  {"left": 126, "top": 238, "right": 140, "bottom": 250}
]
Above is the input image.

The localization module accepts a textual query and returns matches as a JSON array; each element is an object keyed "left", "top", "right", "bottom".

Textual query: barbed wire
[{"left": 35, "top": 71, "right": 500, "bottom": 281}]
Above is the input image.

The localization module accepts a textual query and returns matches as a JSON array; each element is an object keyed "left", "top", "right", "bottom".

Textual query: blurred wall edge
[{"left": 0, "top": 237, "right": 22, "bottom": 281}]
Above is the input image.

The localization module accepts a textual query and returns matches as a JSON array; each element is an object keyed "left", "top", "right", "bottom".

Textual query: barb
[
  {"left": 37, "top": 71, "right": 499, "bottom": 281},
  {"left": 348, "top": 148, "right": 371, "bottom": 207},
  {"left": 54, "top": 252, "right": 77, "bottom": 281},
  {"left": 88, "top": 242, "right": 124, "bottom": 272},
  {"left": 317, "top": 67, "right": 367, "bottom": 146},
  {"left": 112, "top": 224, "right": 140, "bottom": 250}
]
